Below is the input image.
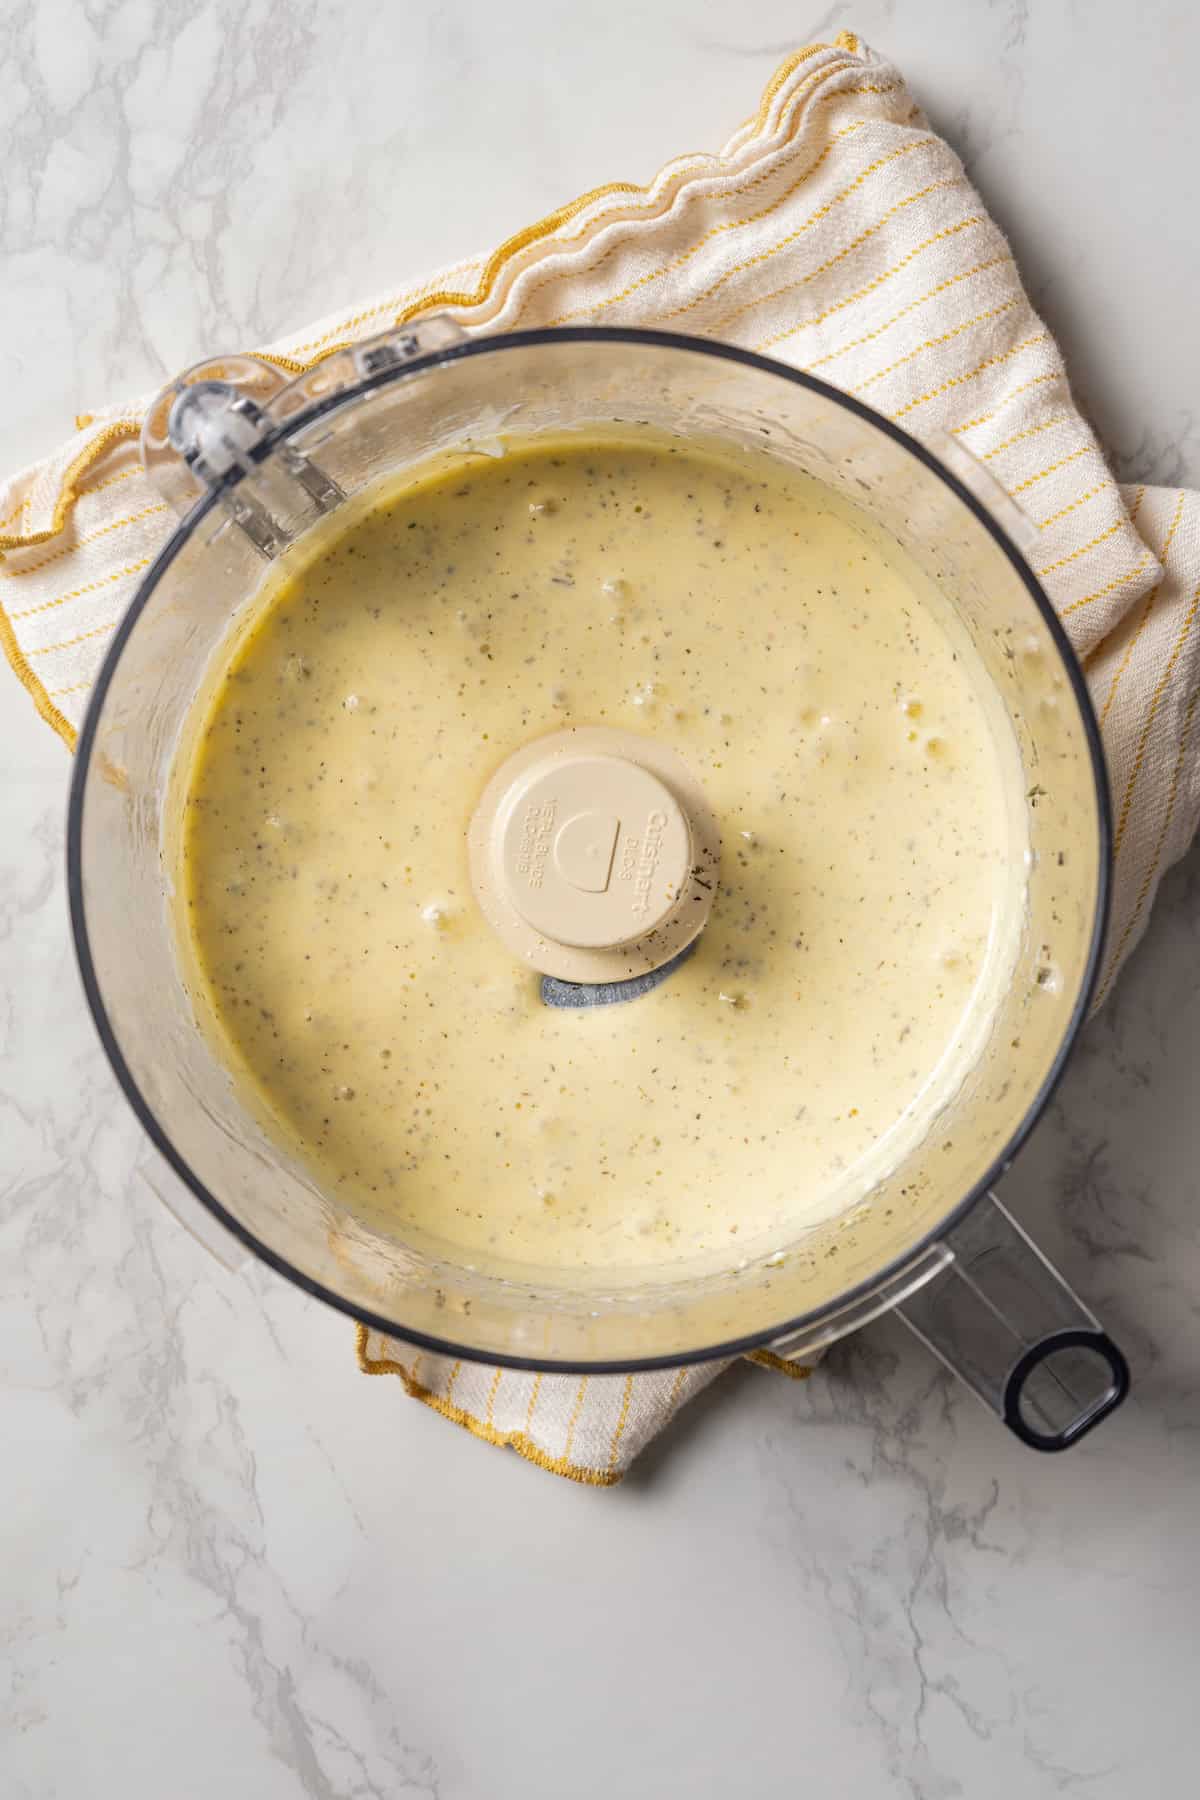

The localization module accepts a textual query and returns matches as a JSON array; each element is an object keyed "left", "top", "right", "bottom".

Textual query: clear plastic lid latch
[{"left": 140, "top": 317, "right": 466, "bottom": 555}]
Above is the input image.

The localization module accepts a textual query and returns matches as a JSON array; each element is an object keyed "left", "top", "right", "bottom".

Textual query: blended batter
[{"left": 175, "top": 434, "right": 1025, "bottom": 1272}]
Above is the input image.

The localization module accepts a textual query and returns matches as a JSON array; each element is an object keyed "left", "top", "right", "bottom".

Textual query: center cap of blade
[
  {"left": 467, "top": 726, "right": 720, "bottom": 983},
  {"left": 498, "top": 755, "right": 690, "bottom": 950}
]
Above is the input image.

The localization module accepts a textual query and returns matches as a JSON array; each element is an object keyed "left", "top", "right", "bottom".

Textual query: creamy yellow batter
[{"left": 175, "top": 435, "right": 1025, "bottom": 1273}]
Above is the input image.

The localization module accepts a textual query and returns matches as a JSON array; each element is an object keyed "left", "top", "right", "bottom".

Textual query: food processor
[{"left": 68, "top": 322, "right": 1129, "bottom": 1450}]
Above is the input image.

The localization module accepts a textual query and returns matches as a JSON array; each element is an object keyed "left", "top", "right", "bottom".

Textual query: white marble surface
[{"left": 3, "top": 3, "right": 1199, "bottom": 1795}]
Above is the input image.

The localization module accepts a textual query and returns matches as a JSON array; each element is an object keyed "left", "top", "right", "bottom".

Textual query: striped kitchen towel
[{"left": 4, "top": 32, "right": 1197, "bottom": 1480}]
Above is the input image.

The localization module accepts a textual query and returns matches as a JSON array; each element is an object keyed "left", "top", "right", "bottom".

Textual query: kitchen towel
[{"left": 5, "top": 33, "right": 1199, "bottom": 1483}]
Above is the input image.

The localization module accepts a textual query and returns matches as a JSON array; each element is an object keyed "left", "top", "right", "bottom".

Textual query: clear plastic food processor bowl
[{"left": 68, "top": 324, "right": 1128, "bottom": 1450}]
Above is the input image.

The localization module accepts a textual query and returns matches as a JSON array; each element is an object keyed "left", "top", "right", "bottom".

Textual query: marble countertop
[{"left": 4, "top": 4, "right": 1199, "bottom": 1796}]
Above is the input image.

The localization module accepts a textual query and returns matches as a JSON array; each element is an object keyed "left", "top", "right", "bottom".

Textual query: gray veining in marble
[{"left": 2, "top": 4, "right": 1199, "bottom": 1797}]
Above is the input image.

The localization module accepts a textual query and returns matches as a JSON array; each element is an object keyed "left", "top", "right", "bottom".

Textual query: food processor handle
[{"left": 893, "top": 1192, "right": 1129, "bottom": 1450}]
